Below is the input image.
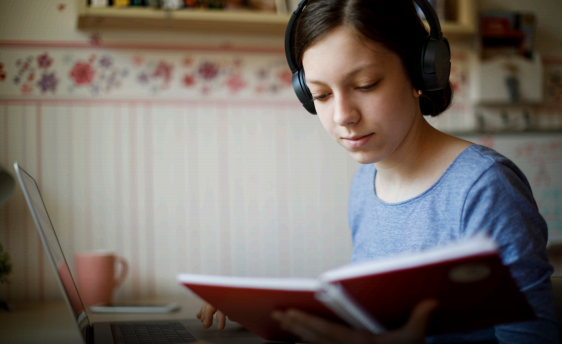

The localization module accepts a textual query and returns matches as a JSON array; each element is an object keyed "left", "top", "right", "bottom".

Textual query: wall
[
  {"left": 0, "top": 0, "right": 561, "bottom": 303},
  {"left": 0, "top": 0, "right": 362, "bottom": 303}
]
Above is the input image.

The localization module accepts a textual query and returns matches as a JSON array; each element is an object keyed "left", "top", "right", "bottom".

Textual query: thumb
[{"left": 403, "top": 299, "right": 439, "bottom": 339}]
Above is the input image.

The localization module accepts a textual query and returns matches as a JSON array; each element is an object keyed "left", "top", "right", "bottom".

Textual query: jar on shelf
[{"left": 162, "top": 0, "right": 184, "bottom": 9}]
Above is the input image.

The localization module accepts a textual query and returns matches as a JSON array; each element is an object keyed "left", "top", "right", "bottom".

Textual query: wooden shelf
[
  {"left": 78, "top": 6, "right": 291, "bottom": 34},
  {"left": 440, "top": 0, "right": 477, "bottom": 38},
  {"left": 77, "top": 0, "right": 477, "bottom": 36},
  {"left": 441, "top": 21, "right": 476, "bottom": 36}
]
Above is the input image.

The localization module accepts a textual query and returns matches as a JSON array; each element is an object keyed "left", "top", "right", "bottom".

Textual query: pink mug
[{"left": 75, "top": 251, "right": 128, "bottom": 307}]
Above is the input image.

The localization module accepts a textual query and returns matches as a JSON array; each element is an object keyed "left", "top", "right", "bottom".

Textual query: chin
[{"left": 349, "top": 151, "right": 382, "bottom": 165}]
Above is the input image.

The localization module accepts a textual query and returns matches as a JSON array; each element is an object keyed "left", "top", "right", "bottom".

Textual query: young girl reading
[{"left": 197, "top": 0, "right": 560, "bottom": 343}]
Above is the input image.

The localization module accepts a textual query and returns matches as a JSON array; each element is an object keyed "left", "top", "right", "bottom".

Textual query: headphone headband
[
  {"left": 413, "top": 0, "right": 443, "bottom": 40},
  {"left": 284, "top": 0, "right": 308, "bottom": 73}
]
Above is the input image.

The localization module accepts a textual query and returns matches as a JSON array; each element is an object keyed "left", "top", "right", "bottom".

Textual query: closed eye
[
  {"left": 312, "top": 93, "right": 331, "bottom": 101},
  {"left": 312, "top": 81, "right": 378, "bottom": 101},
  {"left": 357, "top": 82, "right": 378, "bottom": 91}
]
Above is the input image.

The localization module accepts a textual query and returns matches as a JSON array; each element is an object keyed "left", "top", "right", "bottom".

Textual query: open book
[{"left": 177, "top": 235, "right": 535, "bottom": 341}]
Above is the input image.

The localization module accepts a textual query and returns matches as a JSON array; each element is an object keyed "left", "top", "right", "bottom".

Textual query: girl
[{"left": 198, "top": 0, "right": 560, "bottom": 343}]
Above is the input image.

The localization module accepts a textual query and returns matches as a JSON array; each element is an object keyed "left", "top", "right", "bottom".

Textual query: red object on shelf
[
  {"left": 480, "top": 11, "right": 537, "bottom": 58},
  {"left": 481, "top": 17, "right": 513, "bottom": 35}
]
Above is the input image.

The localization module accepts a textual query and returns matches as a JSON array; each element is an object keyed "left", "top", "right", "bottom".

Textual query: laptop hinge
[
  {"left": 110, "top": 324, "right": 124, "bottom": 344},
  {"left": 87, "top": 325, "right": 95, "bottom": 344}
]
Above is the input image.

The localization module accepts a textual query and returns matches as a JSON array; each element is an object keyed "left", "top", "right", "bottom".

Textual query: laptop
[{"left": 14, "top": 162, "right": 270, "bottom": 344}]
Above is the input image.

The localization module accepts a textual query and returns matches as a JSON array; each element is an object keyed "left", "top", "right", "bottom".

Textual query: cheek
[
  {"left": 365, "top": 82, "right": 417, "bottom": 128},
  {"left": 317, "top": 112, "right": 338, "bottom": 138}
]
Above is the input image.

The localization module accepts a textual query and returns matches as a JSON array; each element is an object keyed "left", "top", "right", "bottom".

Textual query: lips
[{"left": 341, "top": 133, "right": 373, "bottom": 149}]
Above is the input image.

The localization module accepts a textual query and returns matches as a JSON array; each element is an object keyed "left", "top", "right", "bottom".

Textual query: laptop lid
[{"left": 14, "top": 162, "right": 90, "bottom": 343}]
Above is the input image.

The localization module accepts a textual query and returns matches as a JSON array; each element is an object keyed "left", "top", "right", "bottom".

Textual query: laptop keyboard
[{"left": 111, "top": 322, "right": 197, "bottom": 343}]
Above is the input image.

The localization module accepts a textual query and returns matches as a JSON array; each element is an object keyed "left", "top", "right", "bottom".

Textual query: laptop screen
[{"left": 14, "top": 163, "right": 90, "bottom": 341}]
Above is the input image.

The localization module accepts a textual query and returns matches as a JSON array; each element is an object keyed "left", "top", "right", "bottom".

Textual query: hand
[
  {"left": 196, "top": 302, "right": 228, "bottom": 331},
  {"left": 271, "top": 299, "right": 438, "bottom": 344}
]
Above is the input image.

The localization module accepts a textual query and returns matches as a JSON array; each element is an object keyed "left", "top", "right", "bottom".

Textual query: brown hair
[{"left": 294, "top": 0, "right": 453, "bottom": 117}]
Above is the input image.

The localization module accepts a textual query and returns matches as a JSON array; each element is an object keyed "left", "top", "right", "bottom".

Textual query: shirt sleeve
[{"left": 461, "top": 161, "right": 560, "bottom": 344}]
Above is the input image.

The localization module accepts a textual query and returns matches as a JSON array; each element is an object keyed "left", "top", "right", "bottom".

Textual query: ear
[{"left": 412, "top": 87, "right": 421, "bottom": 98}]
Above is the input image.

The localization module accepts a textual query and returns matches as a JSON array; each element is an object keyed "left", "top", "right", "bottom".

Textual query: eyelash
[
  {"left": 312, "top": 82, "right": 379, "bottom": 102},
  {"left": 312, "top": 94, "right": 329, "bottom": 101},
  {"left": 358, "top": 82, "right": 378, "bottom": 91}
]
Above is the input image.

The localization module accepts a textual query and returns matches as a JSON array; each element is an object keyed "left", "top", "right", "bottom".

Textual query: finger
[
  {"left": 198, "top": 304, "right": 205, "bottom": 322},
  {"left": 279, "top": 314, "right": 325, "bottom": 344},
  {"left": 278, "top": 309, "right": 363, "bottom": 344},
  {"left": 273, "top": 310, "right": 321, "bottom": 343},
  {"left": 216, "top": 311, "right": 227, "bottom": 331},
  {"left": 281, "top": 310, "right": 349, "bottom": 344},
  {"left": 199, "top": 303, "right": 207, "bottom": 323},
  {"left": 202, "top": 304, "right": 217, "bottom": 329},
  {"left": 202, "top": 304, "right": 216, "bottom": 328},
  {"left": 271, "top": 310, "right": 283, "bottom": 321},
  {"left": 403, "top": 299, "right": 439, "bottom": 338}
]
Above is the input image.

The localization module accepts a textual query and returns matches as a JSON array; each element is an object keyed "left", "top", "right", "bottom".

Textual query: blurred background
[{"left": 0, "top": 0, "right": 560, "bottom": 304}]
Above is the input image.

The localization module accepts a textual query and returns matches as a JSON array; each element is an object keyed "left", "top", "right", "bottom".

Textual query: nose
[{"left": 333, "top": 92, "right": 360, "bottom": 127}]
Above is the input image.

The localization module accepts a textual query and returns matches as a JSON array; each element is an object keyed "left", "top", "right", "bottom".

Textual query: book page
[
  {"left": 177, "top": 274, "right": 321, "bottom": 291},
  {"left": 319, "top": 234, "right": 497, "bottom": 283}
]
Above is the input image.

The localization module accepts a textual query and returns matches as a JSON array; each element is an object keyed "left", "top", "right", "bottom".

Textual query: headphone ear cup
[
  {"left": 433, "top": 38, "right": 451, "bottom": 89},
  {"left": 419, "top": 37, "right": 451, "bottom": 91},
  {"left": 413, "top": 40, "right": 426, "bottom": 91},
  {"left": 292, "top": 69, "right": 317, "bottom": 115}
]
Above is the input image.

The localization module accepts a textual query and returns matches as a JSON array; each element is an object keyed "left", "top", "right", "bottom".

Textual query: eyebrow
[{"left": 305, "top": 62, "right": 382, "bottom": 85}]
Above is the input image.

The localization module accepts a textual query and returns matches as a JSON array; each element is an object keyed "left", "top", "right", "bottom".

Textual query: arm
[{"left": 460, "top": 162, "right": 560, "bottom": 344}]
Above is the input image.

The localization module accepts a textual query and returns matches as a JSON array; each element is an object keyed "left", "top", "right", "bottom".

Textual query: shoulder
[
  {"left": 456, "top": 145, "right": 533, "bottom": 201},
  {"left": 446, "top": 144, "right": 532, "bottom": 197},
  {"left": 453, "top": 144, "right": 517, "bottom": 176}
]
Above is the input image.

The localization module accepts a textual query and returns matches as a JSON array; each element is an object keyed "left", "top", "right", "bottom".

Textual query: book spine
[{"left": 315, "top": 283, "right": 386, "bottom": 334}]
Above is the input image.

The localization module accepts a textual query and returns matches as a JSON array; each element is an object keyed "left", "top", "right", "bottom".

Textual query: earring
[{"left": 418, "top": 90, "right": 423, "bottom": 96}]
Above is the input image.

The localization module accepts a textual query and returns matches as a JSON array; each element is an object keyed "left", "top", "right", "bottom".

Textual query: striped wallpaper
[
  {"left": 0, "top": 39, "right": 369, "bottom": 303},
  {"left": 0, "top": 98, "right": 359, "bottom": 302}
]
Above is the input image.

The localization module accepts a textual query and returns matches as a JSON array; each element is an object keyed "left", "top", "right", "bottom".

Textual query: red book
[{"left": 178, "top": 235, "right": 535, "bottom": 341}]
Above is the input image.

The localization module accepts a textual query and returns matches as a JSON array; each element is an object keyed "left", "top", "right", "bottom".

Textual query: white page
[
  {"left": 178, "top": 274, "right": 321, "bottom": 291},
  {"left": 319, "top": 234, "right": 497, "bottom": 283}
]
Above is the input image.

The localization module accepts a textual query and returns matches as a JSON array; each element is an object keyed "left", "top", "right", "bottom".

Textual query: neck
[{"left": 374, "top": 114, "right": 443, "bottom": 189}]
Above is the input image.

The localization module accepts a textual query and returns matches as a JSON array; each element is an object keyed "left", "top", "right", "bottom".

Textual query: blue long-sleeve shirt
[{"left": 348, "top": 144, "right": 559, "bottom": 343}]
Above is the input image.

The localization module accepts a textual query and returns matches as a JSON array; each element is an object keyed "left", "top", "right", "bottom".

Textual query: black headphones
[{"left": 284, "top": 0, "right": 451, "bottom": 115}]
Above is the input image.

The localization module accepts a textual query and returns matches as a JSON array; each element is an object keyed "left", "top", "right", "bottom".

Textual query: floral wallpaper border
[{"left": 0, "top": 47, "right": 295, "bottom": 99}]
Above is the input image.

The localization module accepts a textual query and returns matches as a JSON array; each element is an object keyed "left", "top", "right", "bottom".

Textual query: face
[{"left": 302, "top": 26, "right": 422, "bottom": 165}]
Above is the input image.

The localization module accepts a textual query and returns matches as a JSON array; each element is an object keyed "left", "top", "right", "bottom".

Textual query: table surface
[
  {"left": 4, "top": 283, "right": 562, "bottom": 344},
  {"left": 0, "top": 296, "right": 207, "bottom": 344}
]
